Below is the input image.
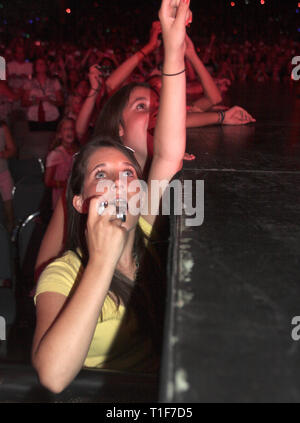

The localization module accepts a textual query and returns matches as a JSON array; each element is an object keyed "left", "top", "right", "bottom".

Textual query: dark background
[{"left": 0, "top": 0, "right": 299, "bottom": 45}]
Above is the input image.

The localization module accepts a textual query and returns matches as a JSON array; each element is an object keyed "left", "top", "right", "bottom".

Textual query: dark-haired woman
[{"left": 32, "top": 0, "right": 192, "bottom": 393}]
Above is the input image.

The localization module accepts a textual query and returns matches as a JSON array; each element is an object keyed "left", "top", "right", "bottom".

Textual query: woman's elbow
[
  {"left": 211, "top": 92, "right": 222, "bottom": 106},
  {"left": 39, "top": 373, "right": 65, "bottom": 394},
  {"left": 33, "top": 361, "right": 68, "bottom": 394}
]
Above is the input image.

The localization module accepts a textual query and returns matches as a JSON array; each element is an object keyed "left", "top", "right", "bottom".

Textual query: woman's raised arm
[{"left": 145, "top": 0, "right": 191, "bottom": 224}]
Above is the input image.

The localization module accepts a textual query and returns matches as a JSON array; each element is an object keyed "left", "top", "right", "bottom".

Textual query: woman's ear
[
  {"left": 119, "top": 123, "right": 124, "bottom": 137},
  {"left": 72, "top": 195, "right": 84, "bottom": 214}
]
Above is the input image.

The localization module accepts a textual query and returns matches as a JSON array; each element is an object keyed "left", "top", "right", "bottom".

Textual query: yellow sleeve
[
  {"left": 34, "top": 251, "right": 82, "bottom": 304},
  {"left": 138, "top": 216, "right": 153, "bottom": 239}
]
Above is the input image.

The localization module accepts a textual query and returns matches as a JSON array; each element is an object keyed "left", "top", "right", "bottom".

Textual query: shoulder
[
  {"left": 138, "top": 215, "right": 154, "bottom": 239},
  {"left": 46, "top": 147, "right": 64, "bottom": 165},
  {"left": 34, "top": 250, "right": 82, "bottom": 302}
]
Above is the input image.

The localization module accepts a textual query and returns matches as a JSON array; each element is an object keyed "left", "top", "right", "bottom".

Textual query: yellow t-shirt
[{"left": 34, "top": 216, "right": 157, "bottom": 372}]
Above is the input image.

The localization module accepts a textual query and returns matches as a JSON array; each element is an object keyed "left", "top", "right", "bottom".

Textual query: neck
[
  {"left": 116, "top": 228, "right": 137, "bottom": 278},
  {"left": 62, "top": 141, "right": 74, "bottom": 152}
]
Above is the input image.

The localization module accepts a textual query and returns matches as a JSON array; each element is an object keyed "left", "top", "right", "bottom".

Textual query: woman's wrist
[
  {"left": 138, "top": 49, "right": 147, "bottom": 60},
  {"left": 217, "top": 110, "right": 225, "bottom": 125},
  {"left": 87, "top": 254, "right": 118, "bottom": 274},
  {"left": 141, "top": 43, "right": 153, "bottom": 56},
  {"left": 162, "top": 58, "right": 185, "bottom": 75}
]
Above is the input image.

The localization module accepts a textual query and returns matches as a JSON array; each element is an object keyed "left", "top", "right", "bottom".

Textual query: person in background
[
  {"left": 7, "top": 45, "right": 33, "bottom": 98},
  {"left": 0, "top": 122, "right": 17, "bottom": 232},
  {"left": 45, "top": 117, "right": 79, "bottom": 210},
  {"left": 22, "top": 58, "right": 64, "bottom": 130}
]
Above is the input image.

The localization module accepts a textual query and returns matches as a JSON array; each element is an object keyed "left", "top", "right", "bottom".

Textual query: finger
[
  {"left": 86, "top": 195, "right": 106, "bottom": 220},
  {"left": 86, "top": 196, "right": 116, "bottom": 220},
  {"left": 110, "top": 216, "right": 125, "bottom": 227},
  {"left": 174, "top": 0, "right": 191, "bottom": 28},
  {"left": 96, "top": 202, "right": 117, "bottom": 219},
  {"left": 183, "top": 153, "right": 196, "bottom": 161},
  {"left": 186, "top": 10, "right": 192, "bottom": 26}
]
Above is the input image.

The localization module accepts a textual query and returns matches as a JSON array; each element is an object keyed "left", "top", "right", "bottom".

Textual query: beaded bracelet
[
  {"left": 218, "top": 110, "right": 225, "bottom": 124},
  {"left": 162, "top": 69, "right": 186, "bottom": 77}
]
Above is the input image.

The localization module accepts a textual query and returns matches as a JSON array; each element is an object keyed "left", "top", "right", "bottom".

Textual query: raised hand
[
  {"left": 148, "top": 21, "right": 162, "bottom": 50},
  {"left": 86, "top": 196, "right": 128, "bottom": 266},
  {"left": 88, "top": 64, "right": 104, "bottom": 91},
  {"left": 158, "top": 0, "right": 192, "bottom": 60}
]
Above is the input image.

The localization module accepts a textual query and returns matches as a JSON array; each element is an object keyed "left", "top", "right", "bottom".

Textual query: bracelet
[
  {"left": 162, "top": 68, "right": 186, "bottom": 77},
  {"left": 218, "top": 110, "right": 225, "bottom": 124}
]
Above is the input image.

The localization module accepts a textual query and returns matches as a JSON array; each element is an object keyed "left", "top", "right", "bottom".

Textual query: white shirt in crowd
[
  {"left": 7, "top": 60, "right": 33, "bottom": 90},
  {"left": 23, "top": 78, "right": 61, "bottom": 122}
]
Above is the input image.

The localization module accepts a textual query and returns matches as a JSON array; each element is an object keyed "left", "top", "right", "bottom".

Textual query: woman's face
[
  {"left": 35, "top": 59, "right": 47, "bottom": 74},
  {"left": 120, "top": 86, "right": 159, "bottom": 169},
  {"left": 60, "top": 120, "right": 76, "bottom": 145},
  {"left": 75, "top": 147, "right": 143, "bottom": 231},
  {"left": 70, "top": 95, "right": 83, "bottom": 115}
]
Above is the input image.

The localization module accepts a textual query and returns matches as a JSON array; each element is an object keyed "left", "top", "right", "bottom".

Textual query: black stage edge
[
  {"left": 159, "top": 82, "right": 300, "bottom": 403},
  {"left": 0, "top": 364, "right": 158, "bottom": 403}
]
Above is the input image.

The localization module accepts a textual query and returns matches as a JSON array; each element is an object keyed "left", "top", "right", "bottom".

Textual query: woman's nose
[{"left": 111, "top": 173, "right": 128, "bottom": 192}]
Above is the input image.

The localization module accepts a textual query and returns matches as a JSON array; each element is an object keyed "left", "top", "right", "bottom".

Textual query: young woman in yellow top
[{"left": 32, "top": 0, "right": 192, "bottom": 393}]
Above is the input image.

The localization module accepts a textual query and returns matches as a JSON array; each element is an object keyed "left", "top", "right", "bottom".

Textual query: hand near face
[{"left": 85, "top": 196, "right": 129, "bottom": 267}]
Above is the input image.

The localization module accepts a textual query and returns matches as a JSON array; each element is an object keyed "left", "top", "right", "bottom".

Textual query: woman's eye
[
  {"left": 95, "top": 171, "right": 106, "bottom": 179},
  {"left": 136, "top": 103, "right": 147, "bottom": 111},
  {"left": 122, "top": 169, "right": 135, "bottom": 177}
]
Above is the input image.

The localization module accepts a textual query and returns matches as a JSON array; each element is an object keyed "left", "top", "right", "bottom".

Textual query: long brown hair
[
  {"left": 93, "top": 82, "right": 154, "bottom": 139},
  {"left": 65, "top": 135, "right": 166, "bottom": 353}
]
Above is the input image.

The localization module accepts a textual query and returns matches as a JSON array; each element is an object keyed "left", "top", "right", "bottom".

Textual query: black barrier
[{"left": 0, "top": 364, "right": 158, "bottom": 403}]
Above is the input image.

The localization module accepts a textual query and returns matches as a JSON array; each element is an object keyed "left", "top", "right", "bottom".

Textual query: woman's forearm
[
  {"left": 105, "top": 50, "right": 145, "bottom": 93},
  {"left": 187, "top": 51, "right": 222, "bottom": 107},
  {"left": 76, "top": 89, "right": 98, "bottom": 139},
  {"left": 186, "top": 111, "right": 220, "bottom": 127},
  {"left": 32, "top": 259, "right": 116, "bottom": 393},
  {"left": 154, "top": 54, "right": 186, "bottom": 163}
]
